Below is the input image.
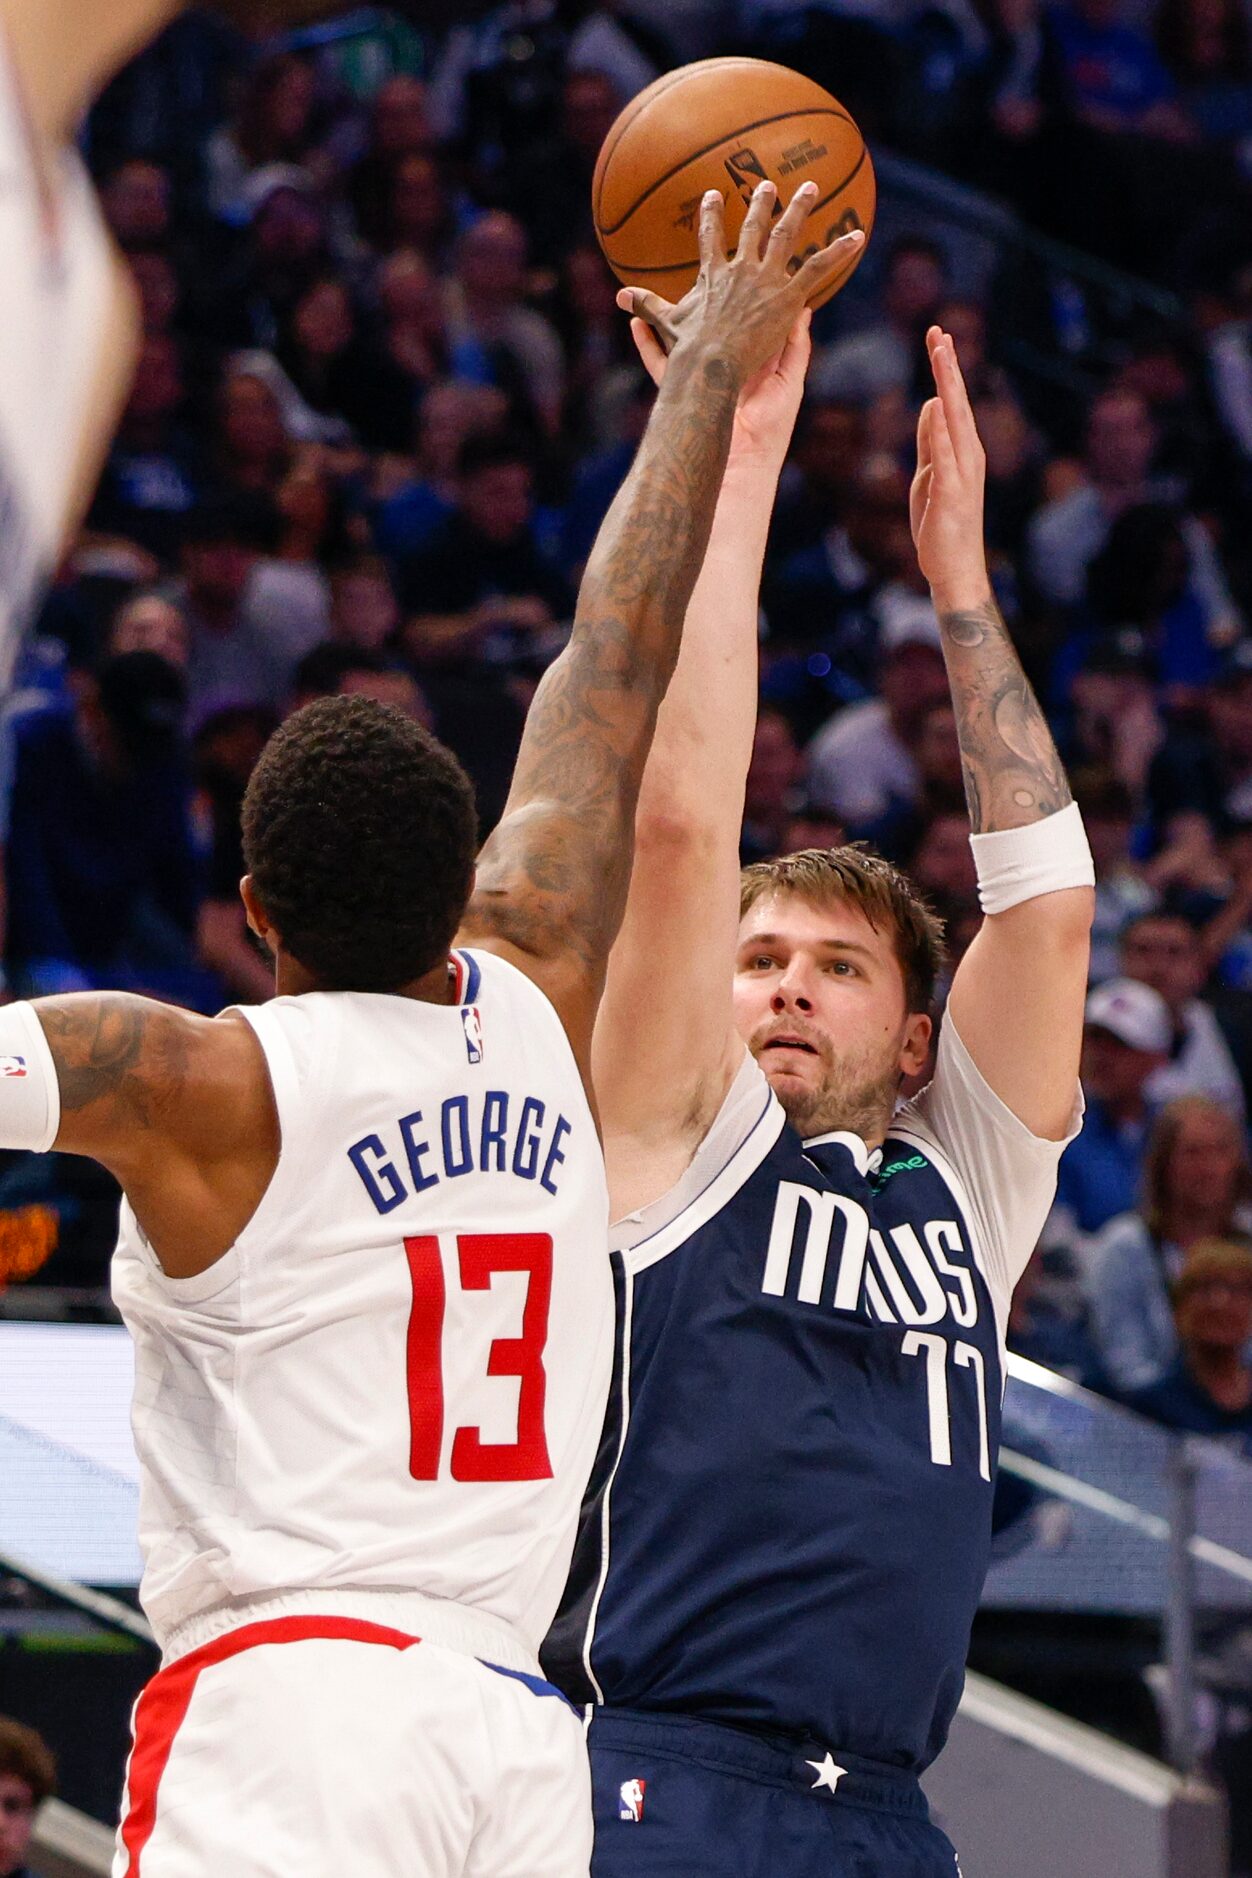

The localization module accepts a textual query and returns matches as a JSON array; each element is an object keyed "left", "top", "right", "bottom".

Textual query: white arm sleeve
[
  {"left": 0, "top": 1001, "right": 61, "bottom": 1151},
  {"left": 894, "top": 1015, "right": 1083, "bottom": 1331}
]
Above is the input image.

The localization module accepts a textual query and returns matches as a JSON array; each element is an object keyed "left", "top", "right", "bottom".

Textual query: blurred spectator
[
  {"left": 807, "top": 613, "right": 951, "bottom": 825},
  {"left": 381, "top": 152, "right": 456, "bottom": 264},
  {"left": 5, "top": 653, "right": 205, "bottom": 1003},
  {"left": 206, "top": 53, "right": 320, "bottom": 222},
  {"left": 99, "top": 158, "right": 173, "bottom": 254},
  {"left": 741, "top": 709, "right": 806, "bottom": 865},
  {"left": 376, "top": 251, "right": 450, "bottom": 407},
  {"left": 555, "top": 245, "right": 640, "bottom": 453},
  {"left": 348, "top": 76, "right": 435, "bottom": 250},
  {"left": 906, "top": 808, "right": 981, "bottom": 919},
  {"left": 1049, "top": 0, "right": 1189, "bottom": 137},
  {"left": 1008, "top": 1243, "right": 1107, "bottom": 1383},
  {"left": 1149, "top": 640, "right": 1252, "bottom": 833},
  {"left": 327, "top": 554, "right": 402, "bottom": 657},
  {"left": 1028, "top": 388, "right": 1164, "bottom": 607},
  {"left": 373, "top": 380, "right": 508, "bottom": 561},
  {"left": 192, "top": 703, "right": 278, "bottom": 1006},
  {"left": 811, "top": 236, "right": 948, "bottom": 404},
  {"left": 399, "top": 431, "right": 572, "bottom": 670},
  {"left": 1087, "top": 1095, "right": 1252, "bottom": 1390},
  {"left": 771, "top": 397, "right": 869, "bottom": 564},
  {"left": 504, "top": 67, "right": 624, "bottom": 267},
  {"left": 1154, "top": 0, "right": 1252, "bottom": 147},
  {"left": 164, "top": 499, "right": 296, "bottom": 717},
  {"left": 1076, "top": 770, "right": 1159, "bottom": 980},
  {"left": 1063, "top": 634, "right": 1164, "bottom": 802},
  {"left": 276, "top": 276, "right": 418, "bottom": 451},
  {"left": 110, "top": 593, "right": 191, "bottom": 672},
  {"left": 1054, "top": 976, "right": 1171, "bottom": 1232},
  {"left": 860, "top": 698, "right": 967, "bottom": 863},
  {"left": 91, "top": 334, "right": 200, "bottom": 561},
  {"left": 1123, "top": 1237, "right": 1252, "bottom": 1450},
  {"left": 430, "top": 0, "right": 657, "bottom": 156},
  {"left": 1196, "top": 255, "right": 1252, "bottom": 463},
  {"left": 212, "top": 361, "right": 293, "bottom": 497},
  {"left": 0, "top": 1716, "right": 55, "bottom": 1878},
  {"left": 444, "top": 212, "right": 566, "bottom": 435},
  {"left": 1120, "top": 908, "right": 1246, "bottom": 1114}
]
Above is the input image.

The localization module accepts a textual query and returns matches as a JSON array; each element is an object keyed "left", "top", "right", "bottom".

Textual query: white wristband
[
  {"left": 969, "top": 801, "right": 1095, "bottom": 916},
  {"left": 0, "top": 1002, "right": 62, "bottom": 1152}
]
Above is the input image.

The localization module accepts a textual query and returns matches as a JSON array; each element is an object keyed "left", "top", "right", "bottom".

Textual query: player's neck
[
  {"left": 273, "top": 954, "right": 459, "bottom": 1005},
  {"left": 0, "top": 0, "right": 179, "bottom": 150}
]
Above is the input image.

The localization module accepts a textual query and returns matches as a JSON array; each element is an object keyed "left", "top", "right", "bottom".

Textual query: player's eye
[
  {"left": 749, "top": 954, "right": 777, "bottom": 971},
  {"left": 825, "top": 960, "right": 856, "bottom": 976}
]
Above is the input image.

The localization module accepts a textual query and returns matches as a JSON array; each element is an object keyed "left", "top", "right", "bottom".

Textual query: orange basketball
[{"left": 593, "top": 58, "right": 875, "bottom": 312}]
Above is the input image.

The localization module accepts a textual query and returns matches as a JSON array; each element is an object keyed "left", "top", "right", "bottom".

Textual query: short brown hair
[
  {"left": 0, "top": 1717, "right": 56, "bottom": 1804},
  {"left": 740, "top": 845, "right": 947, "bottom": 1014},
  {"left": 1173, "top": 1237, "right": 1252, "bottom": 1303}
]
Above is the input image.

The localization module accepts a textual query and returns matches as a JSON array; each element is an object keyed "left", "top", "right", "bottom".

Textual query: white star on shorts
[{"left": 805, "top": 1752, "right": 847, "bottom": 1793}]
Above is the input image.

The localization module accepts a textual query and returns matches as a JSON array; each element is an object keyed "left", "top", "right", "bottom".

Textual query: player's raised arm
[
  {"left": 911, "top": 326, "right": 1095, "bottom": 1139},
  {"left": 589, "top": 292, "right": 828, "bottom": 1208},
  {"left": 458, "top": 183, "right": 855, "bottom": 1072}
]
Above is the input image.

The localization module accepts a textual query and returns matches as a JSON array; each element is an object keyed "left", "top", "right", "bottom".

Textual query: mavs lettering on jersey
[
  {"left": 349, "top": 1091, "right": 573, "bottom": 1210},
  {"left": 544, "top": 1078, "right": 1011, "bottom": 1774}
]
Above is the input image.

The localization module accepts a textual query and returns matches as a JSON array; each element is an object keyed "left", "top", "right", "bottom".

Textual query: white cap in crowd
[{"left": 1084, "top": 977, "right": 1172, "bottom": 1056}]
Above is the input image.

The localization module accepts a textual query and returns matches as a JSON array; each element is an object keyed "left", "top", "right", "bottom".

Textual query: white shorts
[{"left": 112, "top": 1611, "right": 591, "bottom": 1877}]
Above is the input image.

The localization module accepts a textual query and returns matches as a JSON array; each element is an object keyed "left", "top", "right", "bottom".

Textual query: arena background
[{"left": 1, "top": 2, "right": 1252, "bottom": 1873}]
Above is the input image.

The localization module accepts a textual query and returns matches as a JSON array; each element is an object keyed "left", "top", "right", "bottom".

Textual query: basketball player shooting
[
  {"left": 542, "top": 304, "right": 1096, "bottom": 1874},
  {"left": 0, "top": 183, "right": 862, "bottom": 1878}
]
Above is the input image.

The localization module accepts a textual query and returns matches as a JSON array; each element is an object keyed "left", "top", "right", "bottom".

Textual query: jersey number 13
[{"left": 404, "top": 1232, "right": 554, "bottom": 1482}]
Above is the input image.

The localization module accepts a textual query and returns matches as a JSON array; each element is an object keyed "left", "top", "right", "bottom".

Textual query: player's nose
[{"left": 770, "top": 971, "right": 814, "bottom": 1013}]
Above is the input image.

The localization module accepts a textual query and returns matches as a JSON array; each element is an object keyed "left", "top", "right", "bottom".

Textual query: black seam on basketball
[
  {"left": 605, "top": 142, "right": 871, "bottom": 273},
  {"left": 597, "top": 108, "right": 857, "bottom": 239},
  {"left": 594, "top": 58, "right": 802, "bottom": 218}
]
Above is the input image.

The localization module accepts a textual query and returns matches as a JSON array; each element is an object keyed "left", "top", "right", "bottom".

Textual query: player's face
[{"left": 732, "top": 893, "right": 932, "bottom": 1143}]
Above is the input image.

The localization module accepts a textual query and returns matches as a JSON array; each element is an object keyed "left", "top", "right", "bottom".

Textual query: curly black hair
[{"left": 242, "top": 696, "right": 477, "bottom": 992}]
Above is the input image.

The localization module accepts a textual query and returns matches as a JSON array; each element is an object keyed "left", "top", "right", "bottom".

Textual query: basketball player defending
[
  {"left": 543, "top": 315, "right": 1096, "bottom": 1873},
  {"left": 0, "top": 186, "right": 862, "bottom": 1878}
]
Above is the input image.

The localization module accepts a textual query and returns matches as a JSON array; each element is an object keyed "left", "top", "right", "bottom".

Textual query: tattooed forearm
[
  {"left": 937, "top": 598, "right": 1072, "bottom": 832},
  {"left": 468, "top": 346, "right": 741, "bottom": 964},
  {"left": 37, "top": 995, "right": 188, "bottom": 1128}
]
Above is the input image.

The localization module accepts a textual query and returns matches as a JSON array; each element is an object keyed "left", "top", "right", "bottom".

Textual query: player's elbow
[
  {"left": 989, "top": 884, "right": 1094, "bottom": 950},
  {"left": 634, "top": 800, "right": 721, "bottom": 862}
]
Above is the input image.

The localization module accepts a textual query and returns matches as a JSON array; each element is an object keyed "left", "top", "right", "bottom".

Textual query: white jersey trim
[
  {"left": 620, "top": 1090, "right": 785, "bottom": 1274},
  {"left": 581, "top": 1262, "right": 635, "bottom": 1703}
]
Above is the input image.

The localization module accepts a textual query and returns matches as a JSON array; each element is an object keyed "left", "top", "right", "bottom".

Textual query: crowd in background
[{"left": 1, "top": 0, "right": 1252, "bottom": 1460}]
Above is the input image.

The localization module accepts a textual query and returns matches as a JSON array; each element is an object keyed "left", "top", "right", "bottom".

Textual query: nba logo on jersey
[
  {"left": 461, "top": 1006, "right": 484, "bottom": 1064},
  {"left": 0, "top": 1056, "right": 27, "bottom": 1077},
  {"left": 618, "top": 1779, "right": 646, "bottom": 1822}
]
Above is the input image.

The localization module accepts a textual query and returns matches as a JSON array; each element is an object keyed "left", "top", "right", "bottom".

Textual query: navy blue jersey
[{"left": 544, "top": 1022, "right": 1075, "bottom": 1774}]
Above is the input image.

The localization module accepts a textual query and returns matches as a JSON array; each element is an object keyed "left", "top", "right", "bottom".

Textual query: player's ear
[
  {"left": 240, "top": 875, "right": 276, "bottom": 948},
  {"left": 899, "top": 1010, "right": 932, "bottom": 1079}
]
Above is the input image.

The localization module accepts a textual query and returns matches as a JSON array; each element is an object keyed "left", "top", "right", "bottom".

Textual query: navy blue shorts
[{"left": 587, "top": 1710, "right": 960, "bottom": 1878}]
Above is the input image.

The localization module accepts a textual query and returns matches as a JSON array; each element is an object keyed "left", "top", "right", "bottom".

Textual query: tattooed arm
[
  {"left": 29, "top": 994, "right": 279, "bottom": 1279},
  {"left": 911, "top": 327, "right": 1093, "bottom": 1139},
  {"left": 457, "top": 181, "right": 861, "bottom": 1078}
]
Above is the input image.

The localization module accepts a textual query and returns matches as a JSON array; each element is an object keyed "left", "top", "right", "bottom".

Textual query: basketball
[{"left": 593, "top": 59, "right": 875, "bottom": 312}]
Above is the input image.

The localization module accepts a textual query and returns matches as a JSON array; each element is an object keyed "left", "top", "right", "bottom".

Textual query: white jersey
[
  {"left": 112, "top": 950, "right": 614, "bottom": 1656},
  {"left": 0, "top": 42, "right": 114, "bottom": 691}
]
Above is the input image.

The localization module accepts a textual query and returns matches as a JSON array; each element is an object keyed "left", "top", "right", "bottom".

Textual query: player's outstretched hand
[
  {"left": 909, "top": 325, "right": 992, "bottom": 611},
  {"left": 625, "top": 297, "right": 813, "bottom": 472},
  {"left": 618, "top": 181, "right": 862, "bottom": 391}
]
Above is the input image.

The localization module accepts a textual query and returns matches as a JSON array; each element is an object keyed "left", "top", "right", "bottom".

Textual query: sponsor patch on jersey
[
  {"left": 461, "top": 1005, "right": 484, "bottom": 1065},
  {"left": 0, "top": 1055, "right": 27, "bottom": 1078},
  {"left": 618, "top": 1778, "right": 646, "bottom": 1822}
]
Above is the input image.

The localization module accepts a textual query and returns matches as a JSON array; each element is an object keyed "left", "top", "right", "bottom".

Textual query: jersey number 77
[{"left": 404, "top": 1233, "right": 554, "bottom": 1482}]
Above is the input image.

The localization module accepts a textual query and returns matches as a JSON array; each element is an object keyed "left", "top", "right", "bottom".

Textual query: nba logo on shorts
[
  {"left": 618, "top": 1778, "right": 646, "bottom": 1822},
  {"left": 461, "top": 1006, "right": 484, "bottom": 1065},
  {"left": 0, "top": 1056, "right": 27, "bottom": 1078}
]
